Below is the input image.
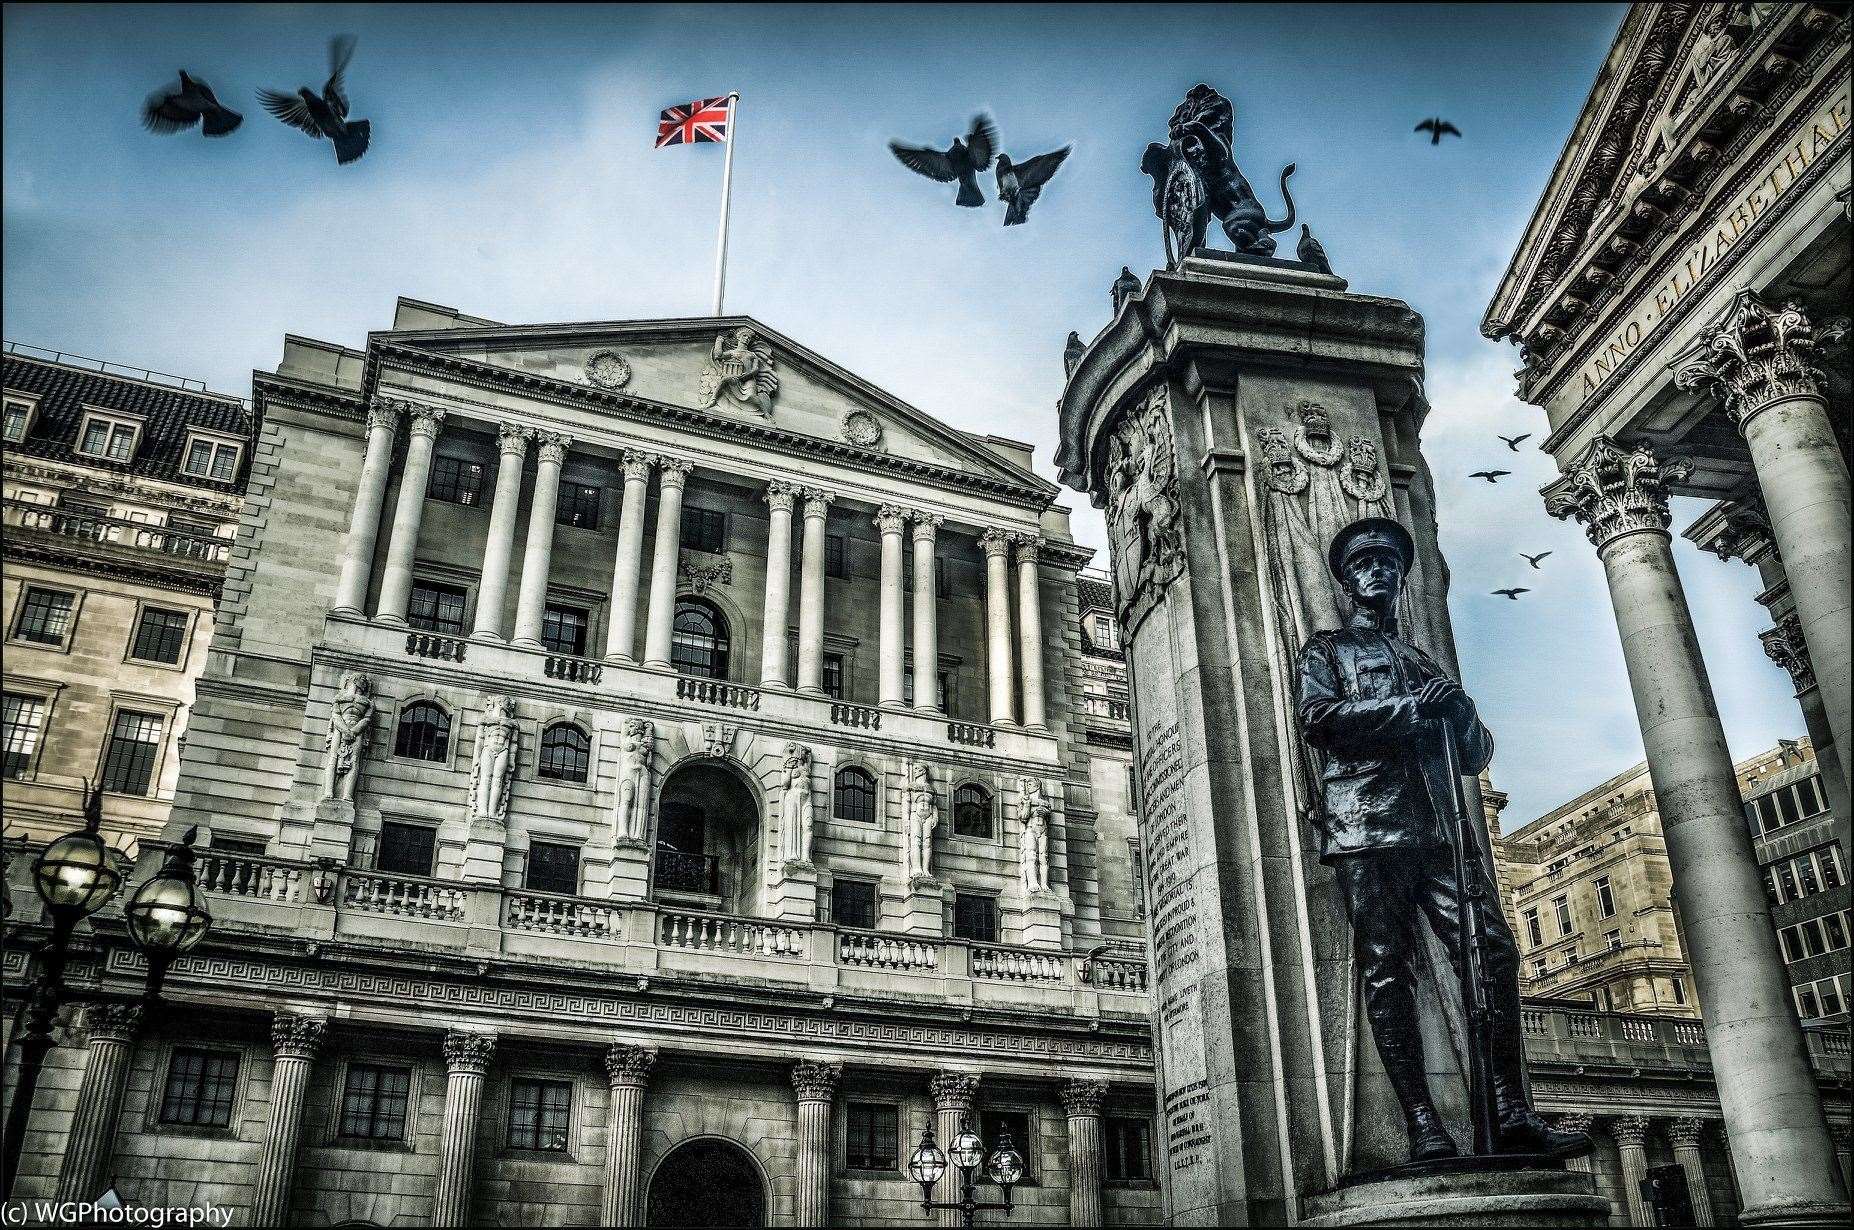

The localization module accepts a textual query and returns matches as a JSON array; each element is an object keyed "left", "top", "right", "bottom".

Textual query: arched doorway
[
  {"left": 647, "top": 1137, "right": 766, "bottom": 1228},
  {"left": 654, "top": 759, "right": 762, "bottom": 914}
]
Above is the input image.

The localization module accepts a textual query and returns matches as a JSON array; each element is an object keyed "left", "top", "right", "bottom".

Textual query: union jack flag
[{"left": 656, "top": 96, "right": 731, "bottom": 147}]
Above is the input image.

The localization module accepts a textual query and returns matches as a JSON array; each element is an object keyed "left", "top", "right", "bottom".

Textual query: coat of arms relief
[{"left": 698, "top": 327, "right": 779, "bottom": 417}]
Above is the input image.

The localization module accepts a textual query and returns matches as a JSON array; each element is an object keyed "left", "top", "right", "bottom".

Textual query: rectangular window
[
  {"left": 1796, "top": 855, "right": 1822, "bottom": 897},
  {"left": 1552, "top": 895, "right": 1573, "bottom": 937},
  {"left": 1605, "top": 930, "right": 1622, "bottom": 951},
  {"left": 952, "top": 893, "right": 998, "bottom": 943},
  {"left": 407, "top": 581, "right": 468, "bottom": 635},
  {"left": 822, "top": 653, "right": 844, "bottom": 700},
  {"left": 1781, "top": 925, "right": 1805, "bottom": 963},
  {"left": 825, "top": 533, "right": 847, "bottom": 578},
  {"left": 1798, "top": 775, "right": 1827, "bottom": 817},
  {"left": 980, "top": 1111, "right": 1033, "bottom": 1183},
  {"left": 159, "top": 1048, "right": 239, "bottom": 1126},
  {"left": 2, "top": 693, "right": 46, "bottom": 779},
  {"left": 540, "top": 604, "right": 589, "bottom": 657},
  {"left": 680, "top": 506, "right": 727, "bottom": 553},
  {"left": 830, "top": 879, "right": 877, "bottom": 930},
  {"left": 208, "top": 834, "right": 267, "bottom": 856},
  {"left": 100, "top": 709, "right": 163, "bottom": 795},
  {"left": 507, "top": 1078, "right": 572, "bottom": 1152},
  {"left": 1775, "top": 785, "right": 1803, "bottom": 829},
  {"left": 129, "top": 606, "right": 190, "bottom": 665},
  {"left": 1594, "top": 876, "right": 1615, "bottom": 919},
  {"left": 846, "top": 1102, "right": 898, "bottom": 1171},
  {"left": 1764, "top": 866, "right": 1785, "bottom": 906},
  {"left": 1523, "top": 908, "right": 1543, "bottom": 949},
  {"left": 556, "top": 482, "right": 601, "bottom": 530},
  {"left": 1106, "top": 1117, "right": 1152, "bottom": 1182},
  {"left": 1820, "top": 979, "right": 1845, "bottom": 1019},
  {"left": 1796, "top": 985, "right": 1822, "bottom": 1020},
  {"left": 526, "top": 841, "right": 580, "bottom": 895},
  {"left": 1821, "top": 846, "right": 1845, "bottom": 889},
  {"left": 904, "top": 556, "right": 951, "bottom": 599},
  {"left": 3, "top": 398, "right": 31, "bottom": 442},
  {"left": 1823, "top": 912, "right": 1848, "bottom": 952},
  {"left": 426, "top": 455, "right": 485, "bottom": 506},
  {"left": 376, "top": 821, "right": 437, "bottom": 877},
  {"left": 1801, "top": 918, "right": 1826, "bottom": 958},
  {"left": 182, "top": 437, "right": 240, "bottom": 482},
  {"left": 1671, "top": 977, "right": 1686, "bottom": 1005},
  {"left": 13, "top": 587, "right": 75, "bottom": 645},
  {"left": 339, "top": 1063, "right": 413, "bottom": 1140},
  {"left": 1778, "top": 861, "right": 1800, "bottom": 902},
  {"left": 79, "top": 414, "right": 140, "bottom": 462}
]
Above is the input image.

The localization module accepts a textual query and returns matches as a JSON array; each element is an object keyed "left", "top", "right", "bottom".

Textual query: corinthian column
[
  {"left": 332, "top": 401, "right": 399, "bottom": 616},
  {"left": 910, "top": 514, "right": 943, "bottom": 712},
  {"left": 1014, "top": 535, "right": 1047, "bottom": 730},
  {"left": 1060, "top": 1079, "right": 1107, "bottom": 1230},
  {"left": 795, "top": 489, "right": 834, "bottom": 694},
  {"left": 375, "top": 402, "right": 447, "bottom": 624},
  {"left": 601, "top": 1044, "right": 656, "bottom": 1228},
  {"left": 1611, "top": 1115, "right": 1652, "bottom": 1228},
  {"left": 434, "top": 1031, "right": 495, "bottom": 1228},
  {"left": 928, "top": 1071, "right": 979, "bottom": 1230},
  {"left": 791, "top": 1060, "right": 841, "bottom": 1228},
  {"left": 54, "top": 1002, "right": 142, "bottom": 1204},
  {"left": 642, "top": 459, "right": 693, "bottom": 669},
  {"left": 980, "top": 530, "right": 1016, "bottom": 726},
  {"left": 473, "top": 424, "right": 531, "bottom": 641},
  {"left": 511, "top": 431, "right": 570, "bottom": 649},
  {"left": 250, "top": 1014, "right": 326, "bottom": 1228},
  {"left": 876, "top": 506, "right": 910, "bottom": 707},
  {"left": 1668, "top": 1117, "right": 1716, "bottom": 1227},
  {"left": 606, "top": 452, "right": 656, "bottom": 662},
  {"left": 1547, "top": 439, "right": 1847, "bottom": 1227},
  {"left": 1676, "top": 292, "right": 1852, "bottom": 805},
  {"left": 760, "top": 481, "right": 800, "bottom": 688},
  {"left": 1555, "top": 1114, "right": 1596, "bottom": 1175}
]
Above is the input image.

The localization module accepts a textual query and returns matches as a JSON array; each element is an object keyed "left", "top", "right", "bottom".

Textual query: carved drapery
[
  {"left": 613, "top": 718, "right": 655, "bottom": 844},
  {"left": 1544, "top": 436, "right": 1691, "bottom": 550},
  {"left": 1101, "top": 385, "right": 1183, "bottom": 633}
]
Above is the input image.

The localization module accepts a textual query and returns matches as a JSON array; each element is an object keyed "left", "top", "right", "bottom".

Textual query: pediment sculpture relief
[{"left": 698, "top": 327, "right": 779, "bottom": 417}]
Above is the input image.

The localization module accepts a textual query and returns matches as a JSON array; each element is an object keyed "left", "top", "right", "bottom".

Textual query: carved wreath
[
  {"left": 841, "top": 409, "right": 884, "bottom": 450},
  {"left": 584, "top": 350, "right": 632, "bottom": 390},
  {"left": 679, "top": 556, "right": 733, "bottom": 594}
]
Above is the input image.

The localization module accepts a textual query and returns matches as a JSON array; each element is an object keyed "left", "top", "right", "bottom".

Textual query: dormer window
[
  {"left": 76, "top": 409, "right": 143, "bottom": 463},
  {"left": 3, "top": 392, "right": 39, "bottom": 443},
  {"left": 181, "top": 429, "right": 243, "bottom": 482}
]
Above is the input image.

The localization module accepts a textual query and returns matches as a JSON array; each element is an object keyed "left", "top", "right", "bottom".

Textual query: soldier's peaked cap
[{"left": 1327, "top": 517, "right": 1416, "bottom": 580}]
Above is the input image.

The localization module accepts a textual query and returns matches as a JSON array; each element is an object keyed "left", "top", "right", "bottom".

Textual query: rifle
[{"left": 1439, "top": 721, "right": 1500, "bottom": 1156}]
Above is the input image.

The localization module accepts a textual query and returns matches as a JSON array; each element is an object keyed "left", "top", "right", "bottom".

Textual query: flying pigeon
[
  {"left": 1064, "top": 331, "right": 1084, "bottom": 376},
  {"left": 1416, "top": 118, "right": 1462, "bottom": 145},
  {"left": 1499, "top": 433, "right": 1533, "bottom": 451},
  {"left": 259, "top": 34, "right": 371, "bottom": 164},
  {"left": 995, "top": 146, "right": 1071, "bottom": 225},
  {"left": 142, "top": 71, "right": 243, "bottom": 137},
  {"left": 1469, "top": 470, "right": 1511, "bottom": 484},
  {"left": 1521, "top": 551, "right": 1553, "bottom": 569},
  {"left": 1112, "top": 265, "right": 1140, "bottom": 313},
  {"left": 1296, "top": 224, "right": 1332, "bottom": 274},
  {"left": 1491, "top": 587, "right": 1530, "bottom": 600},
  {"left": 890, "top": 114, "right": 998, "bottom": 207}
]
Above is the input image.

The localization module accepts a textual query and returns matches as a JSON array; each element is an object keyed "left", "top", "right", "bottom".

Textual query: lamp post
[{"left": 908, "top": 1117, "right": 1024, "bottom": 1228}]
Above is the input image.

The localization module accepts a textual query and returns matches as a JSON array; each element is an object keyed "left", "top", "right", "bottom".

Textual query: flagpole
[{"left": 711, "top": 92, "right": 740, "bottom": 316}]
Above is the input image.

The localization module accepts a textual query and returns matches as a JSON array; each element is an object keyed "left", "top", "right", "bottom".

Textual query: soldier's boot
[
  {"left": 1378, "top": 1032, "right": 1458, "bottom": 1163},
  {"left": 1490, "top": 1059, "right": 1593, "bottom": 1159}
]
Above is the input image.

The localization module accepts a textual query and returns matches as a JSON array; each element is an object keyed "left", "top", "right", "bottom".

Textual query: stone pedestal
[
  {"left": 607, "top": 839, "right": 653, "bottom": 901},
  {"left": 1300, "top": 1167, "right": 1607, "bottom": 1228},
  {"left": 768, "top": 861, "right": 819, "bottom": 921},
  {"left": 897, "top": 877, "right": 945, "bottom": 936},
  {"left": 1018, "top": 892, "right": 1063, "bottom": 949},
  {"left": 289, "top": 797, "right": 357, "bottom": 864},
  {"left": 461, "top": 817, "right": 507, "bottom": 884}
]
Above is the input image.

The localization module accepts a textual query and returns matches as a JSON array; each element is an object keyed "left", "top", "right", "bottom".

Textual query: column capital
[
  {"left": 604, "top": 1043, "right": 657, "bottom": 1089},
  {"left": 928, "top": 1070, "right": 980, "bottom": 1112},
  {"left": 874, "top": 505, "right": 912, "bottom": 535},
  {"left": 393, "top": 399, "right": 448, "bottom": 439},
  {"left": 1608, "top": 1114, "right": 1651, "bottom": 1149},
  {"left": 621, "top": 450, "right": 658, "bottom": 482},
  {"left": 366, "top": 401, "right": 401, "bottom": 433},
  {"left": 444, "top": 1030, "right": 497, "bottom": 1075},
  {"left": 979, "top": 528, "right": 1014, "bottom": 560},
  {"left": 1673, "top": 289, "right": 1849, "bottom": 428},
  {"left": 1760, "top": 613, "right": 1815, "bottom": 693},
  {"left": 533, "top": 431, "right": 571, "bottom": 465},
  {"left": 1544, "top": 436, "right": 1691, "bottom": 550},
  {"left": 1553, "top": 1112, "right": 1595, "bottom": 1137},
  {"left": 497, "top": 423, "right": 533, "bottom": 458},
  {"left": 801, "top": 488, "right": 835, "bottom": 515},
  {"left": 765, "top": 480, "right": 802, "bottom": 513},
  {"left": 910, "top": 512, "right": 944, "bottom": 541},
  {"left": 1013, "top": 533, "right": 1043, "bottom": 564},
  {"left": 271, "top": 1014, "right": 327, "bottom": 1061},
  {"left": 1667, "top": 1117, "right": 1708, "bottom": 1149},
  {"left": 1060, "top": 1079, "right": 1108, "bottom": 1117},
  {"left": 658, "top": 456, "right": 695, "bottom": 486},
  {"left": 83, "top": 1001, "right": 144, "bottom": 1044},
  {"left": 791, "top": 1059, "right": 842, "bottom": 1103}
]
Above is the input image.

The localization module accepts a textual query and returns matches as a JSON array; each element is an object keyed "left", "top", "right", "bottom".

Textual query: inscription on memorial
[
  {"left": 1164, "top": 1079, "right": 1213, "bottom": 1172},
  {"left": 1140, "top": 718, "right": 1201, "bottom": 1002}
]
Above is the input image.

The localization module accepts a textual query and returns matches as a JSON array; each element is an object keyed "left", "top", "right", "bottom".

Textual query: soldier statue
[{"left": 1296, "top": 517, "right": 1592, "bottom": 1165}]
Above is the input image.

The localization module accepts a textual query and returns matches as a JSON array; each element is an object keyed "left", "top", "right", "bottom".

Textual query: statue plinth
[
  {"left": 1301, "top": 1166, "right": 1606, "bottom": 1227},
  {"left": 897, "top": 876, "right": 946, "bottom": 936},
  {"left": 767, "top": 861, "right": 818, "bottom": 922},
  {"left": 1017, "top": 891, "right": 1064, "bottom": 949}
]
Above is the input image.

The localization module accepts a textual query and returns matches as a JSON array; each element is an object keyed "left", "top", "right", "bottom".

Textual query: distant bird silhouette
[
  {"left": 1064, "top": 331, "right": 1084, "bottom": 376},
  {"left": 996, "top": 146, "right": 1071, "bottom": 225},
  {"left": 260, "top": 34, "right": 370, "bottom": 164},
  {"left": 1469, "top": 470, "right": 1511, "bottom": 484},
  {"left": 1498, "top": 433, "right": 1533, "bottom": 451},
  {"left": 1521, "top": 551, "right": 1553, "bottom": 569},
  {"left": 1112, "top": 266, "right": 1140, "bottom": 313},
  {"left": 1296, "top": 224, "right": 1332, "bottom": 274},
  {"left": 1416, "top": 118, "right": 1462, "bottom": 145},
  {"left": 142, "top": 71, "right": 242, "bottom": 137},
  {"left": 890, "top": 114, "right": 998, "bottom": 207},
  {"left": 1491, "top": 587, "right": 1530, "bottom": 600}
]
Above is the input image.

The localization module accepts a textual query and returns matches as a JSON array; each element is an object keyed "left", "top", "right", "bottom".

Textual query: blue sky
[{"left": 2, "top": 3, "right": 1806, "bottom": 828}]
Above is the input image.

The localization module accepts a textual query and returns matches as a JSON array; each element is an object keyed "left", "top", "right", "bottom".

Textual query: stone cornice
[{"left": 2, "top": 539, "right": 225, "bottom": 598}]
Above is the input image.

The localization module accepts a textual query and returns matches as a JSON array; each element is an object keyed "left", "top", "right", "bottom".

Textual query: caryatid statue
[
  {"left": 1296, "top": 518, "right": 1590, "bottom": 1165},
  {"left": 1017, "top": 776, "right": 1051, "bottom": 896},
  {"left": 778, "top": 743, "right": 815, "bottom": 865},
  {"left": 322, "top": 671, "right": 374, "bottom": 802},
  {"left": 904, "top": 762, "right": 938, "bottom": 882},
  {"left": 613, "top": 718, "right": 654, "bottom": 844},
  {"left": 469, "top": 695, "right": 519, "bottom": 822}
]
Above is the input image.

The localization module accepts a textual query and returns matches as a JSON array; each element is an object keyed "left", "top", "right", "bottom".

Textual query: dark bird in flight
[
  {"left": 1112, "top": 265, "right": 1140, "bottom": 313},
  {"left": 142, "top": 71, "right": 242, "bottom": 137},
  {"left": 1064, "top": 331, "right": 1084, "bottom": 376},
  {"left": 1521, "top": 551, "right": 1553, "bottom": 569},
  {"left": 996, "top": 146, "right": 1071, "bottom": 226},
  {"left": 1469, "top": 470, "right": 1511, "bottom": 484},
  {"left": 1416, "top": 118, "right": 1462, "bottom": 145},
  {"left": 890, "top": 114, "right": 998, "bottom": 207},
  {"left": 259, "top": 34, "right": 371, "bottom": 165},
  {"left": 1499, "top": 433, "right": 1533, "bottom": 451},
  {"left": 1296, "top": 224, "right": 1332, "bottom": 274},
  {"left": 1492, "top": 588, "right": 1530, "bottom": 600}
]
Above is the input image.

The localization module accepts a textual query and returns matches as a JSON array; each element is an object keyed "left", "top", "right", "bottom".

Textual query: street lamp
[
  {"left": 123, "top": 827, "right": 213, "bottom": 1004},
  {"left": 908, "top": 1117, "right": 1023, "bottom": 1227}
]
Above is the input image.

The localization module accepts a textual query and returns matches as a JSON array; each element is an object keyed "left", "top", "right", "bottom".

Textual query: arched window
[
  {"left": 671, "top": 598, "right": 730, "bottom": 679},
  {"left": 953, "top": 784, "right": 993, "bottom": 839},
  {"left": 394, "top": 701, "right": 450, "bottom": 762},
  {"left": 537, "top": 723, "right": 591, "bottom": 783},
  {"left": 834, "top": 766, "right": 877, "bottom": 824}
]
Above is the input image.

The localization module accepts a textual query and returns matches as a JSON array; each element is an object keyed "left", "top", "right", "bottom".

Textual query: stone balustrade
[
  {"left": 971, "top": 944, "right": 1066, "bottom": 984},
  {"left": 675, "top": 677, "right": 762, "bottom": 711},
  {"left": 2, "top": 498, "right": 229, "bottom": 565},
  {"left": 829, "top": 701, "right": 882, "bottom": 730},
  {"left": 1080, "top": 952, "right": 1150, "bottom": 993},
  {"left": 505, "top": 889, "right": 619, "bottom": 938},
  {"left": 404, "top": 631, "right": 467, "bottom": 662},
  {"left": 342, "top": 868, "right": 469, "bottom": 921},
  {"left": 660, "top": 909, "right": 808, "bottom": 958},
  {"left": 542, "top": 654, "right": 604, "bottom": 685},
  {"left": 197, "top": 850, "right": 305, "bottom": 902},
  {"left": 838, "top": 931, "right": 940, "bottom": 971}
]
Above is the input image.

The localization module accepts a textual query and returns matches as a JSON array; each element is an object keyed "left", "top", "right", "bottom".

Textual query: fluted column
[
  {"left": 601, "top": 1044, "right": 656, "bottom": 1228},
  {"left": 795, "top": 489, "right": 834, "bottom": 694},
  {"left": 511, "top": 431, "right": 569, "bottom": 649},
  {"left": 332, "top": 402, "right": 400, "bottom": 616},
  {"left": 1061, "top": 1080, "right": 1107, "bottom": 1229},
  {"left": 876, "top": 506, "right": 909, "bottom": 707},
  {"left": 434, "top": 1031, "right": 495, "bottom": 1228},
  {"left": 980, "top": 530, "right": 1016, "bottom": 726},
  {"left": 1669, "top": 1117, "right": 1717, "bottom": 1227},
  {"left": 1611, "top": 1116, "right": 1652, "bottom": 1228},
  {"left": 54, "top": 1003, "right": 142, "bottom": 1204},
  {"left": 606, "top": 452, "right": 656, "bottom": 661},
  {"left": 1548, "top": 439, "right": 1848, "bottom": 1228},
  {"left": 375, "top": 402, "right": 447, "bottom": 624},
  {"left": 1676, "top": 293, "right": 1852, "bottom": 805},
  {"left": 928, "top": 1072, "right": 979, "bottom": 1230},
  {"left": 1014, "top": 535, "right": 1047, "bottom": 730},
  {"left": 250, "top": 1015, "right": 326, "bottom": 1228},
  {"left": 1555, "top": 1114, "right": 1596, "bottom": 1175},
  {"left": 792, "top": 1060, "right": 842, "bottom": 1228},
  {"left": 642, "top": 459, "right": 694, "bottom": 669},
  {"left": 760, "top": 481, "right": 800, "bottom": 688},
  {"left": 473, "top": 424, "right": 532, "bottom": 640},
  {"left": 910, "top": 514, "right": 943, "bottom": 712}
]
